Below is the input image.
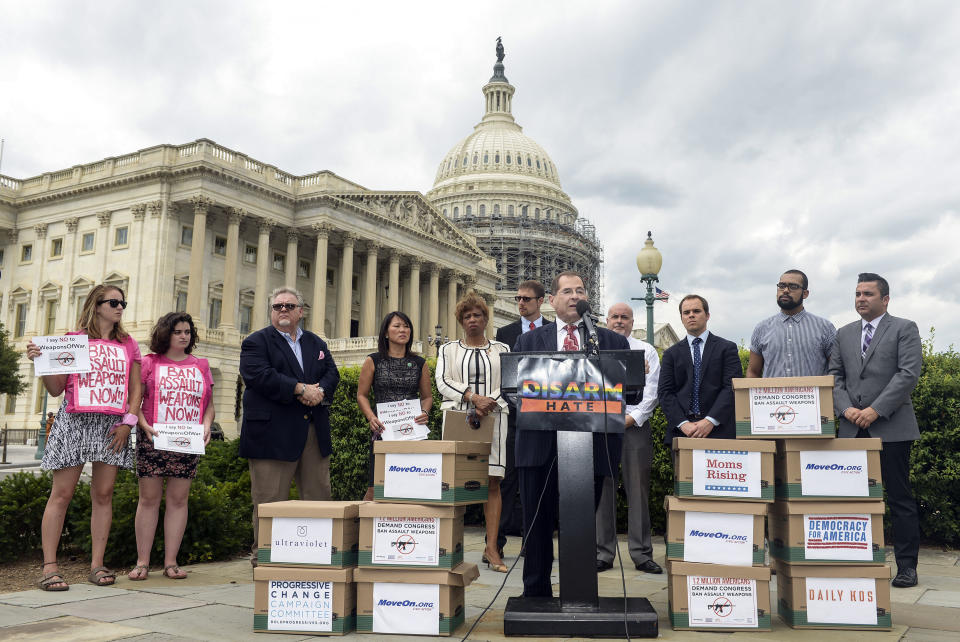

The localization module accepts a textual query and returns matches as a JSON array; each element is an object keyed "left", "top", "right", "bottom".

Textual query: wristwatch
[{"left": 295, "top": 384, "right": 305, "bottom": 397}]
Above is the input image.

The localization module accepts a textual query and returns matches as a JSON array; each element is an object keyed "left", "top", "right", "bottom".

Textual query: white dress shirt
[
  {"left": 555, "top": 317, "right": 583, "bottom": 350},
  {"left": 626, "top": 335, "right": 660, "bottom": 426}
]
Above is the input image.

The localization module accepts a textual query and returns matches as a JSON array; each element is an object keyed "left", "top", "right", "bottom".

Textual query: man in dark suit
[
  {"left": 658, "top": 294, "right": 742, "bottom": 444},
  {"left": 494, "top": 280, "right": 551, "bottom": 558},
  {"left": 513, "top": 271, "right": 629, "bottom": 598},
  {"left": 828, "top": 273, "right": 922, "bottom": 588},
  {"left": 239, "top": 286, "right": 341, "bottom": 550}
]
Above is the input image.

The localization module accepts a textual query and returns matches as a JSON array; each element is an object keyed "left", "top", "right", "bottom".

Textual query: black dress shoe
[
  {"left": 596, "top": 559, "right": 613, "bottom": 572},
  {"left": 635, "top": 559, "right": 663, "bottom": 574},
  {"left": 892, "top": 567, "right": 918, "bottom": 588}
]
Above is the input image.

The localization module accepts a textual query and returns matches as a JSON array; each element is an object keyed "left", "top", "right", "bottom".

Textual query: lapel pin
[{"left": 318, "top": 352, "right": 325, "bottom": 360}]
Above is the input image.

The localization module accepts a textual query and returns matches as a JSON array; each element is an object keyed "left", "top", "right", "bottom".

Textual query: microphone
[{"left": 575, "top": 300, "right": 599, "bottom": 353}]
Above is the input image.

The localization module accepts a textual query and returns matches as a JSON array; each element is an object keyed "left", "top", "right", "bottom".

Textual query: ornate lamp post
[
  {"left": 427, "top": 323, "right": 447, "bottom": 353},
  {"left": 634, "top": 231, "right": 663, "bottom": 346}
]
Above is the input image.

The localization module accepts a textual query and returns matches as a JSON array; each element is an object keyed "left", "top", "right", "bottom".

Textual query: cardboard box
[
  {"left": 257, "top": 501, "right": 361, "bottom": 567},
  {"left": 775, "top": 561, "right": 892, "bottom": 630},
  {"left": 253, "top": 566, "right": 355, "bottom": 635},
  {"left": 374, "top": 440, "right": 489, "bottom": 505},
  {"left": 769, "top": 500, "right": 885, "bottom": 564},
  {"left": 664, "top": 496, "right": 767, "bottom": 566},
  {"left": 359, "top": 503, "right": 465, "bottom": 569},
  {"left": 667, "top": 561, "right": 772, "bottom": 631},
  {"left": 733, "top": 376, "right": 835, "bottom": 438},
  {"left": 775, "top": 438, "right": 884, "bottom": 500},
  {"left": 672, "top": 438, "right": 775, "bottom": 502},
  {"left": 354, "top": 563, "right": 479, "bottom": 636},
  {"left": 441, "top": 409, "right": 494, "bottom": 443}
]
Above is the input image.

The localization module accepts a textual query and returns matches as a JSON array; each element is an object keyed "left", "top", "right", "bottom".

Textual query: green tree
[{"left": 0, "top": 322, "right": 26, "bottom": 397}]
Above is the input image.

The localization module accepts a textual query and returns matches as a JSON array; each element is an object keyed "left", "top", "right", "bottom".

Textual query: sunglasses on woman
[{"left": 99, "top": 299, "right": 127, "bottom": 309}]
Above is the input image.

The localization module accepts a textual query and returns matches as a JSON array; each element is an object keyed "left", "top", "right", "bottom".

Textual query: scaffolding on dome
[{"left": 457, "top": 212, "right": 604, "bottom": 311}]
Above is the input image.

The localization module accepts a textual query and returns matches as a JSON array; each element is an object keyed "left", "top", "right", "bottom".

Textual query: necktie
[
  {"left": 529, "top": 321, "right": 536, "bottom": 332},
  {"left": 691, "top": 337, "right": 703, "bottom": 415},
  {"left": 563, "top": 324, "right": 579, "bottom": 351},
  {"left": 862, "top": 323, "right": 874, "bottom": 357}
]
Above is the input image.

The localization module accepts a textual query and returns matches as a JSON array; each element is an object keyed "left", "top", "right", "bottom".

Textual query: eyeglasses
[
  {"left": 271, "top": 303, "right": 300, "bottom": 311},
  {"left": 776, "top": 282, "right": 803, "bottom": 292},
  {"left": 514, "top": 295, "right": 538, "bottom": 302},
  {"left": 98, "top": 299, "right": 127, "bottom": 309}
]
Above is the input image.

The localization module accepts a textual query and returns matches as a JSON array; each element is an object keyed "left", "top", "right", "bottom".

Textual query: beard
[{"left": 777, "top": 296, "right": 802, "bottom": 311}]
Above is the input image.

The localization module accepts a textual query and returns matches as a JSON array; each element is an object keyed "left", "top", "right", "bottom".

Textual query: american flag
[{"left": 655, "top": 287, "right": 670, "bottom": 302}]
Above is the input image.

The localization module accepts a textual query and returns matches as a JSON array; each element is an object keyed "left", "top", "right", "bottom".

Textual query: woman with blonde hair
[
  {"left": 435, "top": 292, "right": 510, "bottom": 572},
  {"left": 26, "top": 284, "right": 142, "bottom": 590}
]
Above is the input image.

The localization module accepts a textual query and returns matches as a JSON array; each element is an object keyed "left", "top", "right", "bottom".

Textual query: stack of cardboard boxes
[
  {"left": 666, "top": 437, "right": 776, "bottom": 631},
  {"left": 251, "top": 438, "right": 489, "bottom": 637},
  {"left": 734, "top": 376, "right": 893, "bottom": 631}
]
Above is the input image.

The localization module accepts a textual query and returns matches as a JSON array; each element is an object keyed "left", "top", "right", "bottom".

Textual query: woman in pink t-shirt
[
  {"left": 26, "top": 284, "right": 142, "bottom": 591},
  {"left": 128, "top": 312, "right": 214, "bottom": 581}
]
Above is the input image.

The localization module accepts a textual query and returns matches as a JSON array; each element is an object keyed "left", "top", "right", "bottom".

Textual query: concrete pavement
[{"left": 1, "top": 527, "right": 958, "bottom": 640}]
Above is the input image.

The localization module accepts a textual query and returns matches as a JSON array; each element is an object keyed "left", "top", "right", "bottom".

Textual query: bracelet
[{"left": 122, "top": 412, "right": 137, "bottom": 426}]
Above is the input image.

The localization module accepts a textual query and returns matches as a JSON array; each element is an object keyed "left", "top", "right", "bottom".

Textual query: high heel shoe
[{"left": 486, "top": 560, "right": 508, "bottom": 573}]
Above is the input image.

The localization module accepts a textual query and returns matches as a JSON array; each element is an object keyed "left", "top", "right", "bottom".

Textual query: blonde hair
[{"left": 77, "top": 284, "right": 130, "bottom": 341}]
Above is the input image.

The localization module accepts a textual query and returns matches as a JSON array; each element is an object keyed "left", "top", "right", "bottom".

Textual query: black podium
[{"left": 498, "top": 350, "right": 659, "bottom": 638}]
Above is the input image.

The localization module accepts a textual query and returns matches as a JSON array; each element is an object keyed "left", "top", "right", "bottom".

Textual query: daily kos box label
[
  {"left": 266, "top": 580, "right": 334, "bottom": 631},
  {"left": 383, "top": 453, "right": 443, "bottom": 500},
  {"left": 799, "top": 450, "right": 869, "bottom": 497},
  {"left": 805, "top": 577, "right": 878, "bottom": 625},
  {"left": 687, "top": 575, "right": 758, "bottom": 628},
  {"left": 693, "top": 449, "right": 761, "bottom": 498}
]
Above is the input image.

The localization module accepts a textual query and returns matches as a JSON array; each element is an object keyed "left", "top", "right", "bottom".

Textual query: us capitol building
[{"left": 0, "top": 43, "right": 604, "bottom": 435}]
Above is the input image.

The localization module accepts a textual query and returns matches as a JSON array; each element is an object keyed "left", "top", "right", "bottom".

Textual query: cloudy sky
[{"left": 3, "top": 0, "right": 959, "bottom": 351}]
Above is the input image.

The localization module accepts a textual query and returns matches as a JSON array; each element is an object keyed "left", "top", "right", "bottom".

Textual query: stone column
[
  {"left": 483, "top": 292, "right": 496, "bottom": 340},
  {"left": 285, "top": 229, "right": 299, "bottom": 287},
  {"left": 185, "top": 196, "right": 212, "bottom": 318},
  {"left": 56, "top": 218, "right": 79, "bottom": 331},
  {"left": 28, "top": 224, "right": 48, "bottom": 334},
  {"left": 253, "top": 219, "right": 273, "bottom": 328},
  {"left": 428, "top": 264, "right": 440, "bottom": 354},
  {"left": 446, "top": 272, "right": 460, "bottom": 342},
  {"left": 360, "top": 242, "right": 380, "bottom": 336},
  {"left": 311, "top": 224, "right": 330, "bottom": 336},
  {"left": 335, "top": 233, "right": 355, "bottom": 338},
  {"left": 129, "top": 205, "right": 147, "bottom": 327},
  {"left": 97, "top": 211, "right": 112, "bottom": 280},
  {"left": 405, "top": 258, "right": 421, "bottom": 340},
  {"left": 387, "top": 249, "right": 400, "bottom": 313},
  {"left": 220, "top": 208, "right": 244, "bottom": 330}
]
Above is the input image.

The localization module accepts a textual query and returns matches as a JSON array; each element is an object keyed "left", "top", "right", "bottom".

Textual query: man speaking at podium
[{"left": 512, "top": 271, "right": 630, "bottom": 598}]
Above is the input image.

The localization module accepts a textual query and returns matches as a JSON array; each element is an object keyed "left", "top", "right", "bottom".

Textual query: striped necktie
[{"left": 862, "top": 323, "right": 874, "bottom": 357}]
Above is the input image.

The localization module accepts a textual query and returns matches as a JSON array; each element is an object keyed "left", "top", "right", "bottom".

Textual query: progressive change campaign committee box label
[{"left": 267, "top": 580, "right": 334, "bottom": 632}]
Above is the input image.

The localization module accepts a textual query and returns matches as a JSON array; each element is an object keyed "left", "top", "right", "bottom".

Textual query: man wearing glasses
[
  {"left": 239, "top": 286, "right": 340, "bottom": 560},
  {"left": 745, "top": 270, "right": 836, "bottom": 378},
  {"left": 494, "top": 281, "right": 552, "bottom": 561}
]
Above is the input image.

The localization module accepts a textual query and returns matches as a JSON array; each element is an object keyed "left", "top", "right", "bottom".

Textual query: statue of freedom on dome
[{"left": 496, "top": 37, "right": 505, "bottom": 63}]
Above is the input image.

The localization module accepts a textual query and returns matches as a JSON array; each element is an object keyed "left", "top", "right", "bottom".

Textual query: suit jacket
[
  {"left": 513, "top": 322, "right": 630, "bottom": 476},
  {"left": 658, "top": 333, "right": 742, "bottom": 445},
  {"left": 238, "top": 326, "right": 341, "bottom": 461},
  {"left": 496, "top": 319, "right": 554, "bottom": 430},
  {"left": 828, "top": 314, "right": 921, "bottom": 442}
]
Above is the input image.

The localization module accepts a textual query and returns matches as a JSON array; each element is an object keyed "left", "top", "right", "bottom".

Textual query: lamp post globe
[{"left": 635, "top": 231, "right": 662, "bottom": 345}]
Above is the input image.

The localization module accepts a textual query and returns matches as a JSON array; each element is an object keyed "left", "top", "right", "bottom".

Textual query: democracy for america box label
[
  {"left": 804, "top": 514, "right": 873, "bottom": 561},
  {"left": 266, "top": 580, "right": 334, "bottom": 632},
  {"left": 693, "top": 449, "right": 761, "bottom": 498},
  {"left": 372, "top": 517, "right": 440, "bottom": 566}
]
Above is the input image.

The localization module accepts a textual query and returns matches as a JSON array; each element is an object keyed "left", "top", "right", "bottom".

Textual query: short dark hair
[
  {"left": 551, "top": 271, "right": 585, "bottom": 295},
  {"left": 150, "top": 312, "right": 198, "bottom": 354},
  {"left": 858, "top": 272, "right": 889, "bottom": 297},
  {"left": 679, "top": 294, "right": 709, "bottom": 315},
  {"left": 377, "top": 311, "right": 416, "bottom": 357},
  {"left": 455, "top": 292, "right": 489, "bottom": 323},
  {"left": 783, "top": 269, "right": 808, "bottom": 290},
  {"left": 517, "top": 280, "right": 545, "bottom": 299}
]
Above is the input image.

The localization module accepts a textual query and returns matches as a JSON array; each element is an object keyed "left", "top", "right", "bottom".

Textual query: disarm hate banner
[{"left": 516, "top": 356, "right": 626, "bottom": 433}]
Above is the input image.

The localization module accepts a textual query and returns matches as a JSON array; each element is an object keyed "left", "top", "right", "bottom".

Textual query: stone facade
[{"left": 0, "top": 139, "right": 499, "bottom": 434}]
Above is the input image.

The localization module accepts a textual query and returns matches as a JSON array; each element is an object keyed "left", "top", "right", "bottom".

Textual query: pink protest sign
[
  {"left": 153, "top": 362, "right": 206, "bottom": 424},
  {"left": 71, "top": 339, "right": 131, "bottom": 413}
]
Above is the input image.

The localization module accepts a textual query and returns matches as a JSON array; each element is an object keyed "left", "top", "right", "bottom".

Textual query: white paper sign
[
  {"left": 805, "top": 577, "right": 878, "bottom": 625},
  {"left": 804, "top": 513, "right": 873, "bottom": 561},
  {"left": 270, "top": 517, "right": 333, "bottom": 565},
  {"left": 373, "top": 582, "right": 440, "bottom": 635},
  {"left": 749, "top": 386, "right": 821, "bottom": 434},
  {"left": 799, "top": 449, "right": 869, "bottom": 497},
  {"left": 266, "top": 579, "right": 333, "bottom": 631},
  {"left": 693, "top": 449, "right": 761, "bottom": 498},
  {"left": 383, "top": 453, "right": 443, "bottom": 500},
  {"left": 377, "top": 399, "right": 429, "bottom": 441},
  {"left": 32, "top": 335, "right": 92, "bottom": 376},
  {"left": 153, "top": 423, "right": 205, "bottom": 455},
  {"left": 687, "top": 575, "right": 758, "bottom": 628},
  {"left": 373, "top": 517, "right": 440, "bottom": 566},
  {"left": 683, "top": 511, "right": 755, "bottom": 566}
]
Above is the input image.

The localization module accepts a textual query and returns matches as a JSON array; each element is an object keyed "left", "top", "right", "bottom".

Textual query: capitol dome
[{"left": 426, "top": 42, "right": 604, "bottom": 308}]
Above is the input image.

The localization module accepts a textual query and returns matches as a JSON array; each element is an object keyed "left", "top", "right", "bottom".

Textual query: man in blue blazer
[
  {"left": 239, "top": 287, "right": 340, "bottom": 550},
  {"left": 658, "top": 294, "right": 742, "bottom": 445},
  {"left": 512, "top": 271, "right": 630, "bottom": 598}
]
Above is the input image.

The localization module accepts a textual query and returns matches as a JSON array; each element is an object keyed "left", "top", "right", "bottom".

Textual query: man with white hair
[{"left": 239, "top": 286, "right": 340, "bottom": 557}]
